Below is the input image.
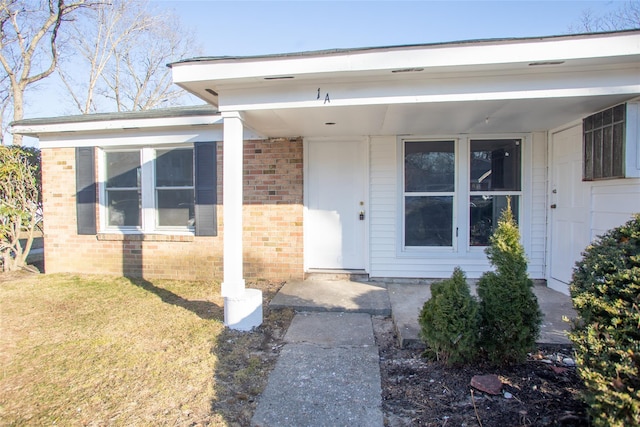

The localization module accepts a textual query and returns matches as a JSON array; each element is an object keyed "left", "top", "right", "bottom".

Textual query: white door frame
[{"left": 303, "top": 137, "right": 370, "bottom": 272}]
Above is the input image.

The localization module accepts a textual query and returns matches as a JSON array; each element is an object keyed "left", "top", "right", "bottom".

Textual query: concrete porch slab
[
  {"left": 389, "top": 282, "right": 577, "bottom": 348},
  {"left": 269, "top": 279, "right": 391, "bottom": 316}
]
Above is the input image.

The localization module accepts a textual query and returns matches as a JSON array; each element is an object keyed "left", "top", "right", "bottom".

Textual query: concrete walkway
[
  {"left": 251, "top": 312, "right": 384, "bottom": 427},
  {"left": 255, "top": 278, "right": 577, "bottom": 426}
]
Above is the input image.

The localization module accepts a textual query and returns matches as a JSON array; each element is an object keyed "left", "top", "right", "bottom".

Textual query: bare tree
[
  {"left": 0, "top": 0, "right": 96, "bottom": 145},
  {"left": 58, "top": 0, "right": 200, "bottom": 114},
  {"left": 570, "top": 0, "right": 640, "bottom": 33}
]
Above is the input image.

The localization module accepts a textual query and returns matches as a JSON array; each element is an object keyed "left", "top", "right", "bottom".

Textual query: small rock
[
  {"left": 470, "top": 374, "right": 503, "bottom": 395},
  {"left": 551, "top": 366, "right": 568, "bottom": 374},
  {"left": 562, "top": 357, "right": 576, "bottom": 366},
  {"left": 504, "top": 391, "right": 513, "bottom": 399}
]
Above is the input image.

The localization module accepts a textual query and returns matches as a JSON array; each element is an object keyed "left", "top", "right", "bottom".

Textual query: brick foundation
[{"left": 41, "top": 139, "right": 303, "bottom": 281}]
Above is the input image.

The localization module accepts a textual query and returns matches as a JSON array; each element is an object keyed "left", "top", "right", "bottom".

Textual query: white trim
[
  {"left": 172, "top": 32, "right": 640, "bottom": 84},
  {"left": 13, "top": 115, "right": 223, "bottom": 136},
  {"left": 220, "top": 85, "right": 640, "bottom": 112},
  {"left": 37, "top": 127, "right": 224, "bottom": 149},
  {"left": 626, "top": 101, "right": 640, "bottom": 177}
]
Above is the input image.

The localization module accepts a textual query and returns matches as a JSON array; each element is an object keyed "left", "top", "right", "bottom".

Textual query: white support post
[{"left": 221, "top": 111, "right": 262, "bottom": 331}]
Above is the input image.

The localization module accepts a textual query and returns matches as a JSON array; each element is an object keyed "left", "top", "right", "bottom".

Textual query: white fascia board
[
  {"left": 224, "top": 85, "right": 640, "bottom": 112},
  {"left": 37, "top": 126, "right": 225, "bottom": 149},
  {"left": 218, "top": 73, "right": 640, "bottom": 111},
  {"left": 35, "top": 122, "right": 264, "bottom": 149},
  {"left": 172, "top": 33, "right": 640, "bottom": 84},
  {"left": 12, "top": 114, "right": 223, "bottom": 138}
]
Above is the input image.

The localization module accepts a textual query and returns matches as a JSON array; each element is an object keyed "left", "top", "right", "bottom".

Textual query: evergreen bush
[
  {"left": 418, "top": 267, "right": 480, "bottom": 366},
  {"left": 569, "top": 214, "right": 640, "bottom": 427},
  {"left": 477, "top": 200, "right": 542, "bottom": 365}
]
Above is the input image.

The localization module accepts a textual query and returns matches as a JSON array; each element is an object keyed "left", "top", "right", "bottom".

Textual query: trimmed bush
[
  {"left": 419, "top": 267, "right": 480, "bottom": 366},
  {"left": 477, "top": 201, "right": 542, "bottom": 365},
  {"left": 569, "top": 214, "right": 640, "bottom": 427}
]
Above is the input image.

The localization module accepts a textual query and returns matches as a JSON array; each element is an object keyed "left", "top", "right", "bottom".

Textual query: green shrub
[
  {"left": 419, "top": 267, "right": 480, "bottom": 366},
  {"left": 477, "top": 201, "right": 542, "bottom": 365},
  {"left": 569, "top": 214, "right": 640, "bottom": 427}
]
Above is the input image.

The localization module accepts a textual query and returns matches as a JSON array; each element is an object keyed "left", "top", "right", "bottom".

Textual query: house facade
[{"left": 12, "top": 31, "right": 640, "bottom": 301}]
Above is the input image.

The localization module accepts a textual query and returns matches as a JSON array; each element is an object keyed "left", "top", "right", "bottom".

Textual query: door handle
[{"left": 550, "top": 204, "right": 557, "bottom": 209}]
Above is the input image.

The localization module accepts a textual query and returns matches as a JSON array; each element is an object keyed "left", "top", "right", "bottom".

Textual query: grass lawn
[{"left": 0, "top": 273, "right": 289, "bottom": 426}]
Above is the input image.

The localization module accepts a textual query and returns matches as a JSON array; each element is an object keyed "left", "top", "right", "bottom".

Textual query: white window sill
[{"left": 96, "top": 232, "right": 195, "bottom": 242}]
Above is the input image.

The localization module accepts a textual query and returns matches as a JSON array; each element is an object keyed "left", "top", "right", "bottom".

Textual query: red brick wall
[{"left": 40, "top": 139, "right": 303, "bottom": 281}]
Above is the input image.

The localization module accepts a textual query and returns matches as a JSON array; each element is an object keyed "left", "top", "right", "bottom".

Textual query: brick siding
[{"left": 40, "top": 139, "right": 303, "bottom": 281}]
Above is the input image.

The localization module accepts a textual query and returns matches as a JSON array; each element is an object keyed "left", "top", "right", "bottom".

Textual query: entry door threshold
[{"left": 305, "top": 269, "right": 369, "bottom": 282}]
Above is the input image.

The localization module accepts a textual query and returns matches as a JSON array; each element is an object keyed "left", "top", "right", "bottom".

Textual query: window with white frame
[
  {"left": 469, "top": 139, "right": 521, "bottom": 246},
  {"left": 402, "top": 137, "right": 522, "bottom": 250},
  {"left": 105, "top": 150, "right": 142, "bottom": 227},
  {"left": 155, "top": 148, "right": 195, "bottom": 227},
  {"left": 403, "top": 140, "right": 456, "bottom": 247},
  {"left": 103, "top": 146, "right": 195, "bottom": 231}
]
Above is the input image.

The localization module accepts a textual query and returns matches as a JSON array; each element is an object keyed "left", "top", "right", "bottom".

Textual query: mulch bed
[{"left": 373, "top": 316, "right": 589, "bottom": 427}]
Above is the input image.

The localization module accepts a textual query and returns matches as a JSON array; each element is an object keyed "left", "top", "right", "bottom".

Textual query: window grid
[{"left": 583, "top": 104, "right": 626, "bottom": 181}]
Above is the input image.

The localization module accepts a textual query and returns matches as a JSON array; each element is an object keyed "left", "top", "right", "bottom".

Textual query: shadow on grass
[{"left": 127, "top": 278, "right": 224, "bottom": 321}]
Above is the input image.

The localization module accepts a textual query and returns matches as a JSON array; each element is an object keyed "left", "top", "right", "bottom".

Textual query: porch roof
[
  {"left": 11, "top": 105, "right": 221, "bottom": 138},
  {"left": 171, "top": 30, "right": 640, "bottom": 138}
]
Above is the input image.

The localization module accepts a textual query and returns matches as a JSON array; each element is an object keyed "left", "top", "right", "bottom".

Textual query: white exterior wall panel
[
  {"left": 591, "top": 181, "right": 640, "bottom": 237},
  {"left": 528, "top": 132, "right": 548, "bottom": 278}
]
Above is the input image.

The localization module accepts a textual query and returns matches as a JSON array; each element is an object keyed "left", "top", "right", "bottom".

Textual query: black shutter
[
  {"left": 75, "top": 147, "right": 97, "bottom": 235},
  {"left": 194, "top": 142, "right": 217, "bottom": 236}
]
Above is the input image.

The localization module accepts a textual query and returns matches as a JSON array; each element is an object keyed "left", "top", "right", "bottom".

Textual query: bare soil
[
  {"left": 214, "top": 301, "right": 589, "bottom": 427},
  {"left": 373, "top": 316, "right": 589, "bottom": 427}
]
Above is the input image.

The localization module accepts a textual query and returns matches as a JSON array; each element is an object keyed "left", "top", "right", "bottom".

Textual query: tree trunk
[{"left": 11, "top": 88, "right": 24, "bottom": 146}]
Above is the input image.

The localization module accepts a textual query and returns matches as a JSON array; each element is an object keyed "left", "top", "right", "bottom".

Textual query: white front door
[
  {"left": 305, "top": 139, "right": 367, "bottom": 270},
  {"left": 549, "top": 124, "right": 590, "bottom": 293}
]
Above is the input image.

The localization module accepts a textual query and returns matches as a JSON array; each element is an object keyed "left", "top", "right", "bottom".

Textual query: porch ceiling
[{"left": 238, "top": 94, "right": 634, "bottom": 138}]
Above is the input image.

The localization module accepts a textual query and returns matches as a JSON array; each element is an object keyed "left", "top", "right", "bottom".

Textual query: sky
[
  {"left": 156, "top": 0, "right": 625, "bottom": 57},
  {"left": 24, "top": 0, "right": 630, "bottom": 123}
]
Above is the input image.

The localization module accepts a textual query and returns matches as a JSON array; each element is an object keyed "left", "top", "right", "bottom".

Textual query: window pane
[
  {"left": 405, "top": 196, "right": 453, "bottom": 247},
  {"left": 405, "top": 141, "right": 455, "bottom": 192},
  {"left": 593, "top": 129, "right": 603, "bottom": 179},
  {"left": 470, "top": 195, "right": 519, "bottom": 246},
  {"left": 613, "top": 122, "right": 625, "bottom": 177},
  {"left": 107, "top": 190, "right": 141, "bottom": 226},
  {"left": 613, "top": 104, "right": 625, "bottom": 122},
  {"left": 584, "top": 131, "right": 594, "bottom": 180},
  {"left": 602, "top": 125, "right": 613, "bottom": 177},
  {"left": 156, "top": 149, "right": 193, "bottom": 187},
  {"left": 157, "top": 189, "right": 195, "bottom": 227},
  {"left": 106, "top": 152, "right": 140, "bottom": 188},
  {"left": 470, "top": 140, "right": 521, "bottom": 191}
]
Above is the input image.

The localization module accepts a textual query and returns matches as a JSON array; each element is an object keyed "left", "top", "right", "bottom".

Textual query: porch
[{"left": 270, "top": 275, "right": 576, "bottom": 348}]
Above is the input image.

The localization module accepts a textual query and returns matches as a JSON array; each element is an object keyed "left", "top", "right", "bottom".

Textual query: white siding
[
  {"left": 528, "top": 132, "right": 548, "bottom": 278},
  {"left": 591, "top": 180, "right": 640, "bottom": 237},
  {"left": 368, "top": 134, "right": 548, "bottom": 280}
]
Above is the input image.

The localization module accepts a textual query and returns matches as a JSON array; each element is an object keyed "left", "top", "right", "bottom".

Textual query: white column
[{"left": 221, "top": 112, "right": 262, "bottom": 330}]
